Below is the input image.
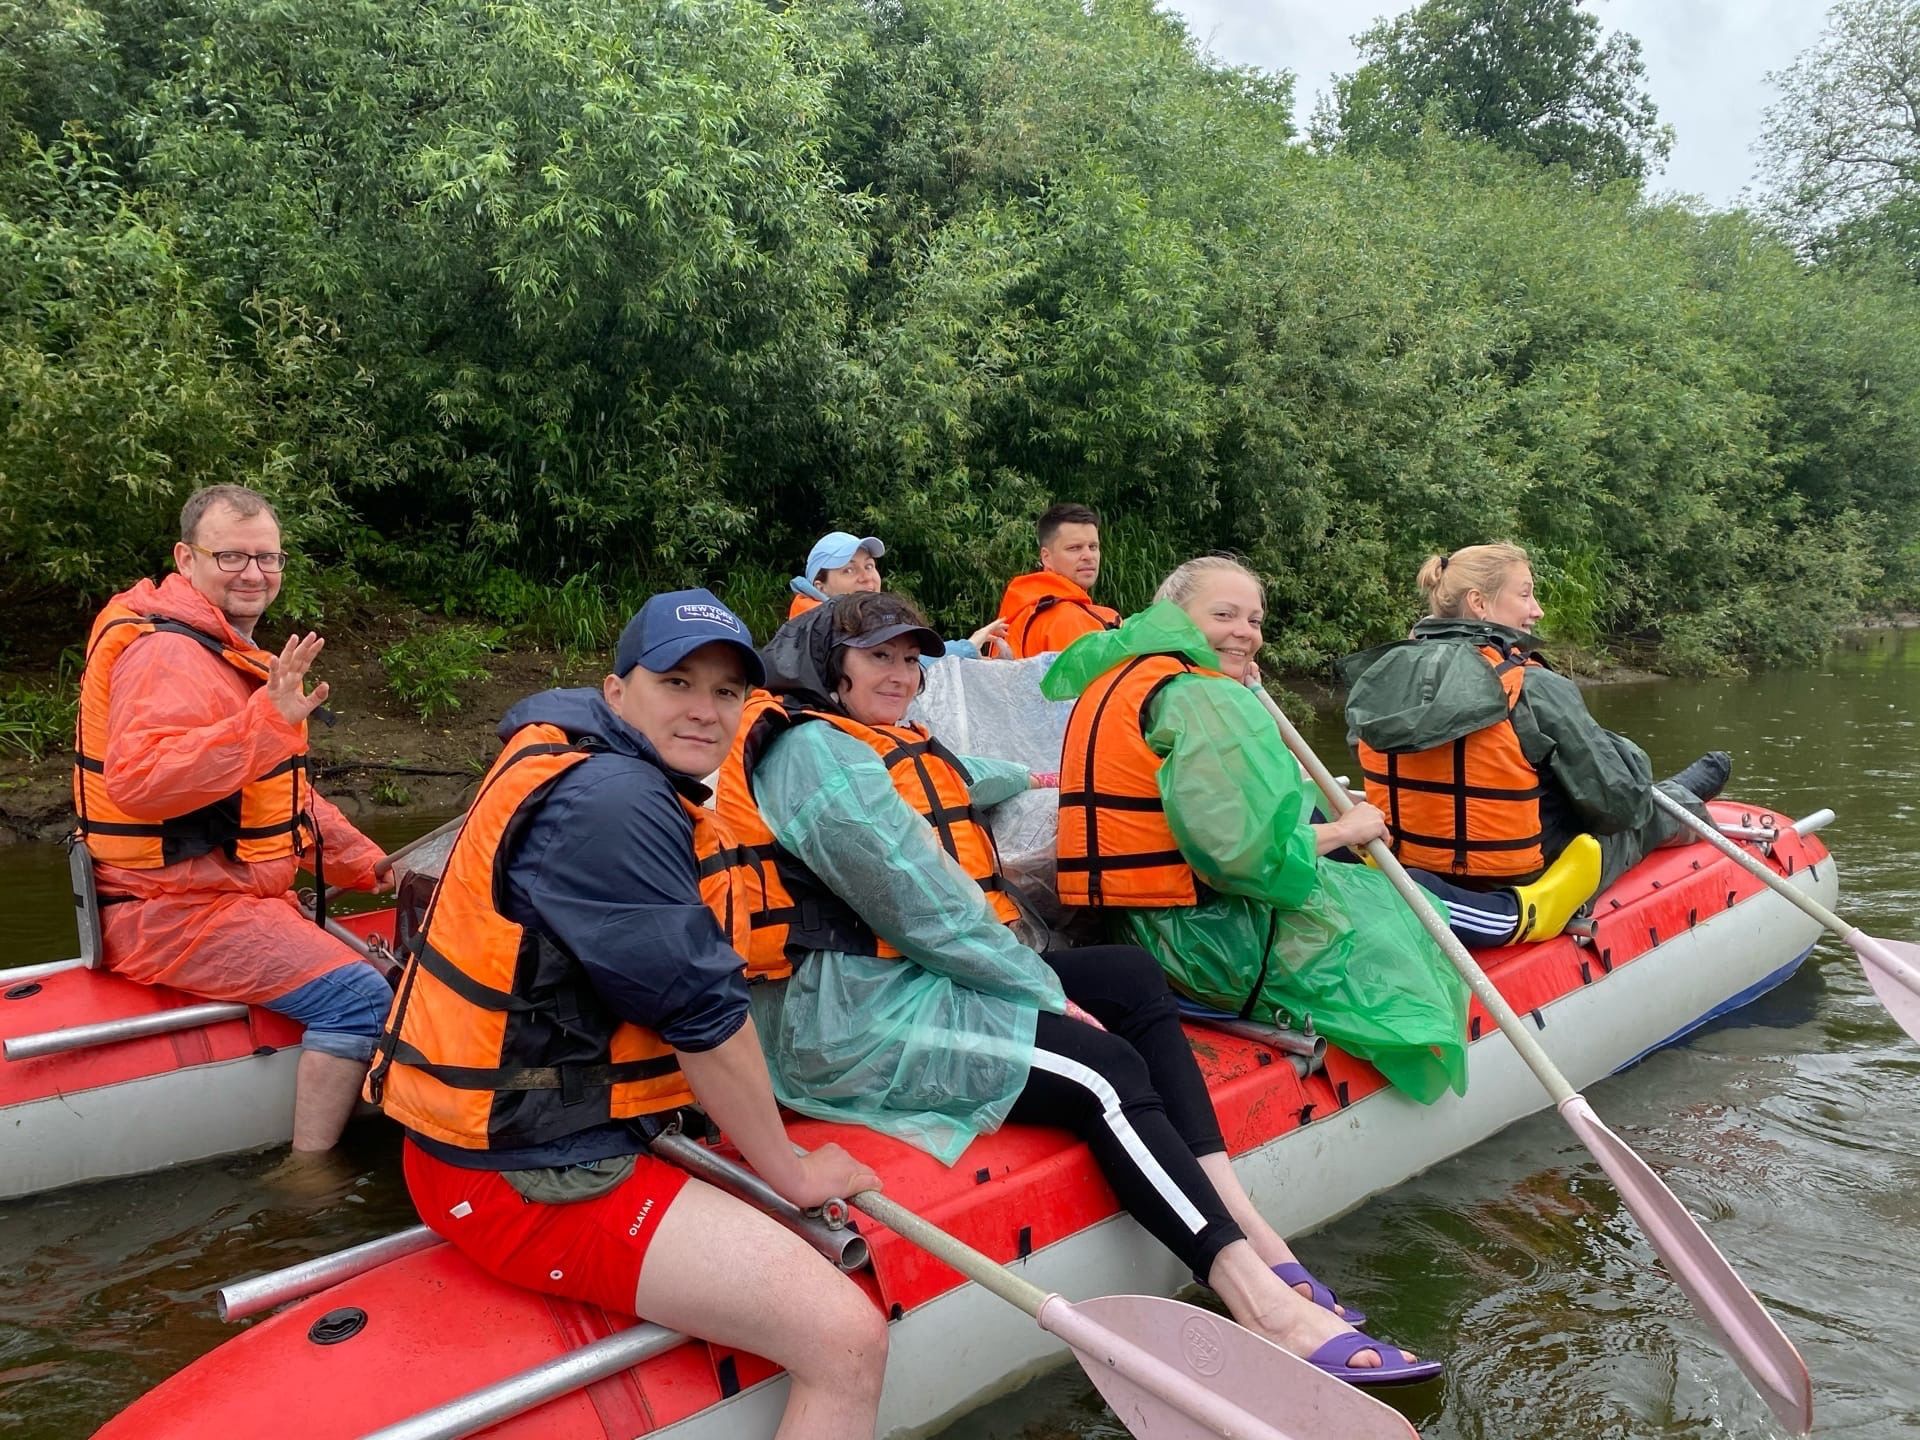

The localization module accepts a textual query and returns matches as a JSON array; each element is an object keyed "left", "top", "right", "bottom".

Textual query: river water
[{"left": 3, "top": 631, "right": 1916, "bottom": 1439}]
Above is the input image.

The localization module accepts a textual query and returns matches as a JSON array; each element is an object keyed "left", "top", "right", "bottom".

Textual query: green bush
[
  {"left": 0, "top": 678, "right": 78, "bottom": 761},
  {"left": 370, "top": 777, "right": 413, "bottom": 807},
  {"left": 1, "top": 0, "right": 1916, "bottom": 674},
  {"left": 380, "top": 626, "right": 503, "bottom": 722}
]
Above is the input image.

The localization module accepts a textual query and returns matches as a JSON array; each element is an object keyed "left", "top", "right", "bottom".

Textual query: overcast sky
[{"left": 1160, "top": 0, "right": 1834, "bottom": 208}]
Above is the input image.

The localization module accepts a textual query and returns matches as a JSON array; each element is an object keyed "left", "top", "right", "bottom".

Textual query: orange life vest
[
  {"left": 787, "top": 592, "right": 821, "bottom": 620},
  {"left": 367, "top": 723, "right": 753, "bottom": 1151},
  {"left": 1056, "top": 653, "right": 1226, "bottom": 908},
  {"left": 1355, "top": 642, "right": 1547, "bottom": 879},
  {"left": 717, "top": 692, "right": 1020, "bottom": 967},
  {"left": 72, "top": 600, "right": 316, "bottom": 870},
  {"left": 997, "top": 572, "right": 1121, "bottom": 660}
]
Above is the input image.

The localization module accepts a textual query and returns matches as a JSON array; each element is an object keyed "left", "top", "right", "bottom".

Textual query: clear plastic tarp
[{"left": 909, "top": 655, "right": 1070, "bottom": 918}]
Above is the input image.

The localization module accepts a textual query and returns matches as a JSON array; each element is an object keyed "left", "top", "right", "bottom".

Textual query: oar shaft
[
  {"left": 652, "top": 1132, "right": 870, "bottom": 1273},
  {"left": 1651, "top": 789, "right": 1846, "bottom": 936},
  {"left": 1254, "top": 686, "right": 1575, "bottom": 1105},
  {"left": 850, "top": 1188, "right": 1049, "bottom": 1316}
]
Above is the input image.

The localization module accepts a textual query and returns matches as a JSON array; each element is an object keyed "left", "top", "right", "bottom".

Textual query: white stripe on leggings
[
  {"left": 1027, "top": 1046, "right": 1209, "bottom": 1234},
  {"left": 1447, "top": 902, "right": 1518, "bottom": 936}
]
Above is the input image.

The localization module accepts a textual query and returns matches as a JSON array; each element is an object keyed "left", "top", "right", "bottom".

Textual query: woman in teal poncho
[{"left": 1043, "top": 556, "right": 1471, "bottom": 1104}]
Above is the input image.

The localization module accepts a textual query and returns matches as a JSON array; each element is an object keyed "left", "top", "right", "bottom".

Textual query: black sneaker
[{"left": 1671, "top": 750, "right": 1732, "bottom": 802}]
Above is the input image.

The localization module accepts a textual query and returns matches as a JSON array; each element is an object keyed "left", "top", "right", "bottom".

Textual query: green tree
[
  {"left": 1315, "top": 0, "right": 1672, "bottom": 189},
  {"left": 1758, "top": 0, "right": 1920, "bottom": 256}
]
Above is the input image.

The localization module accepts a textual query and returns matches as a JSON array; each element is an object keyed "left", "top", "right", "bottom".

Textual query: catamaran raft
[{"left": 8, "top": 800, "right": 1834, "bottom": 1439}]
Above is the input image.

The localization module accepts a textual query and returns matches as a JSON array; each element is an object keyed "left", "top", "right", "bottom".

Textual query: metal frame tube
[
  {"left": 2, "top": 956, "right": 90, "bottom": 985},
  {"left": 218, "top": 1226, "right": 443, "bottom": 1321},
  {"left": 1716, "top": 808, "right": 1836, "bottom": 849},
  {"left": 5, "top": 1001, "right": 249, "bottom": 1061},
  {"left": 651, "top": 1132, "right": 870, "bottom": 1272},
  {"left": 1179, "top": 1014, "right": 1325, "bottom": 1073},
  {"left": 357, "top": 1324, "right": 685, "bottom": 1440}
]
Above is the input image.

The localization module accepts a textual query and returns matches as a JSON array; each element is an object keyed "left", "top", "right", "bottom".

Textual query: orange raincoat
[
  {"left": 994, "top": 571, "right": 1119, "bottom": 659},
  {"left": 88, "top": 574, "right": 384, "bottom": 1003}
]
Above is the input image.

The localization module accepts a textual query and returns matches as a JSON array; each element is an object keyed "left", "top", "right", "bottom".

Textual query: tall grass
[{"left": 0, "top": 680, "right": 78, "bottom": 761}]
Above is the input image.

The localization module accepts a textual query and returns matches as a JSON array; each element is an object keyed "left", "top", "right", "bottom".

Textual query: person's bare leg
[
  {"left": 1198, "top": 1151, "right": 1381, "bottom": 1326},
  {"left": 290, "top": 1050, "right": 368, "bottom": 1152},
  {"left": 1197, "top": 1153, "right": 1295, "bottom": 1263},
  {"left": 633, "top": 1179, "right": 887, "bottom": 1440},
  {"left": 1206, "top": 1240, "right": 1417, "bottom": 1369}
]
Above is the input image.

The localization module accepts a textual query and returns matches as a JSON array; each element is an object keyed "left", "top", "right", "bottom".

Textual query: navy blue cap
[{"left": 613, "top": 589, "right": 765, "bottom": 686}]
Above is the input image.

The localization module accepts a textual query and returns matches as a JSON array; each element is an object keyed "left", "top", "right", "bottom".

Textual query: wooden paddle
[
  {"left": 1252, "top": 683, "right": 1814, "bottom": 1435},
  {"left": 847, "top": 1184, "right": 1419, "bottom": 1440},
  {"left": 1652, "top": 788, "right": 1920, "bottom": 1042}
]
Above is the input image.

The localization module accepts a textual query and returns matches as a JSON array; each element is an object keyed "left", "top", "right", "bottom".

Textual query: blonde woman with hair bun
[{"left": 1343, "top": 542, "right": 1732, "bottom": 920}]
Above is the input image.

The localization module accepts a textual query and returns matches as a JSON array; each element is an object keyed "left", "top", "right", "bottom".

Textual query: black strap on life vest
[
  {"left": 382, "top": 1037, "right": 681, "bottom": 1095},
  {"left": 881, "top": 729, "right": 1006, "bottom": 885},
  {"left": 1367, "top": 645, "right": 1543, "bottom": 870}
]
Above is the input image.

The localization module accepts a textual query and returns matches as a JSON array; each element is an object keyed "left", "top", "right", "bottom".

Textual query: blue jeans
[{"left": 266, "top": 963, "right": 393, "bottom": 1061}]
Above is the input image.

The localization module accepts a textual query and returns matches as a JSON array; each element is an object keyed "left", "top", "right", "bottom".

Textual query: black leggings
[{"left": 1010, "top": 945, "right": 1243, "bottom": 1281}]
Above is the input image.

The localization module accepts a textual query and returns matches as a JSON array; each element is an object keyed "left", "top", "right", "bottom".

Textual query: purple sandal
[
  {"left": 1305, "top": 1330, "right": 1443, "bottom": 1387},
  {"left": 1271, "top": 1261, "right": 1367, "bottom": 1328}
]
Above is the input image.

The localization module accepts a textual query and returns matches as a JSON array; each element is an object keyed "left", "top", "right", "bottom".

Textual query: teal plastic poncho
[
  {"left": 1042, "top": 602, "right": 1470, "bottom": 1103},
  {"left": 745, "top": 614, "right": 1066, "bottom": 1164}
]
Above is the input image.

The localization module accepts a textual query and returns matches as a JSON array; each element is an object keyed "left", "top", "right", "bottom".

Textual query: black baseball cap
[{"left": 833, "top": 595, "right": 945, "bottom": 657}]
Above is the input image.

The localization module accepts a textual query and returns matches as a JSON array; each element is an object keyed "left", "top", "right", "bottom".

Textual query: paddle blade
[
  {"left": 1558, "top": 1095, "right": 1813, "bottom": 1435},
  {"left": 1038, "top": 1292, "right": 1418, "bottom": 1440},
  {"left": 1854, "top": 934, "right": 1920, "bottom": 1044}
]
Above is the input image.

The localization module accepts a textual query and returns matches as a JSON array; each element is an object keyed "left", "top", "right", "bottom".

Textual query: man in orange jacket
[
  {"left": 73, "top": 484, "right": 393, "bottom": 1161},
  {"left": 994, "top": 502, "right": 1121, "bottom": 658}
]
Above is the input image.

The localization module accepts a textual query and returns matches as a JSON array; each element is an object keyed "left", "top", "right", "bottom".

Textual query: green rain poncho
[
  {"left": 1042, "top": 602, "right": 1470, "bottom": 1103},
  {"left": 744, "top": 613, "right": 1066, "bottom": 1164}
]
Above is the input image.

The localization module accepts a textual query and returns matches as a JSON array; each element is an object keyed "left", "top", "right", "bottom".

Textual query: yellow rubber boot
[{"left": 1511, "top": 834, "right": 1602, "bottom": 943}]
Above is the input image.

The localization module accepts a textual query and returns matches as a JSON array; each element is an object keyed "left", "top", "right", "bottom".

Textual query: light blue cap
[{"left": 804, "top": 531, "right": 884, "bottom": 581}]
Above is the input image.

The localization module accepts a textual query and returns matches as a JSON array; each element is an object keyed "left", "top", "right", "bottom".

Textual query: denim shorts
[{"left": 265, "top": 963, "right": 394, "bottom": 1061}]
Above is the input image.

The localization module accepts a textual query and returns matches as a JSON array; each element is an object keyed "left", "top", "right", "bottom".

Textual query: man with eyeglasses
[{"left": 73, "top": 483, "right": 395, "bottom": 1175}]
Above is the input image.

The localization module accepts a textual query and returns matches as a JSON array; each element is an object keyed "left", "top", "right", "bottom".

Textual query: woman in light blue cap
[{"left": 787, "top": 530, "right": 1007, "bottom": 656}]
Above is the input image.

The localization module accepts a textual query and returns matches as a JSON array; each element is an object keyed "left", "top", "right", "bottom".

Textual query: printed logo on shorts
[
  {"left": 628, "top": 1197, "right": 657, "bottom": 1238},
  {"left": 676, "top": 603, "right": 740, "bottom": 632}
]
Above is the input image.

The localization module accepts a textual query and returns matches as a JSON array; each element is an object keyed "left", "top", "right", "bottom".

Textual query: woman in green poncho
[{"left": 1042, "top": 556, "right": 1471, "bottom": 1104}]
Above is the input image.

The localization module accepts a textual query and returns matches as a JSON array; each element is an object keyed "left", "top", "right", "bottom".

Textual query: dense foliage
[
  {"left": 2, "top": 0, "right": 1917, "bottom": 674},
  {"left": 1314, "top": 0, "right": 1672, "bottom": 189}
]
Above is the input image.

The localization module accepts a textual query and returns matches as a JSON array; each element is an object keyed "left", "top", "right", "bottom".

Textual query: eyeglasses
[{"left": 189, "top": 544, "right": 290, "bottom": 574}]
